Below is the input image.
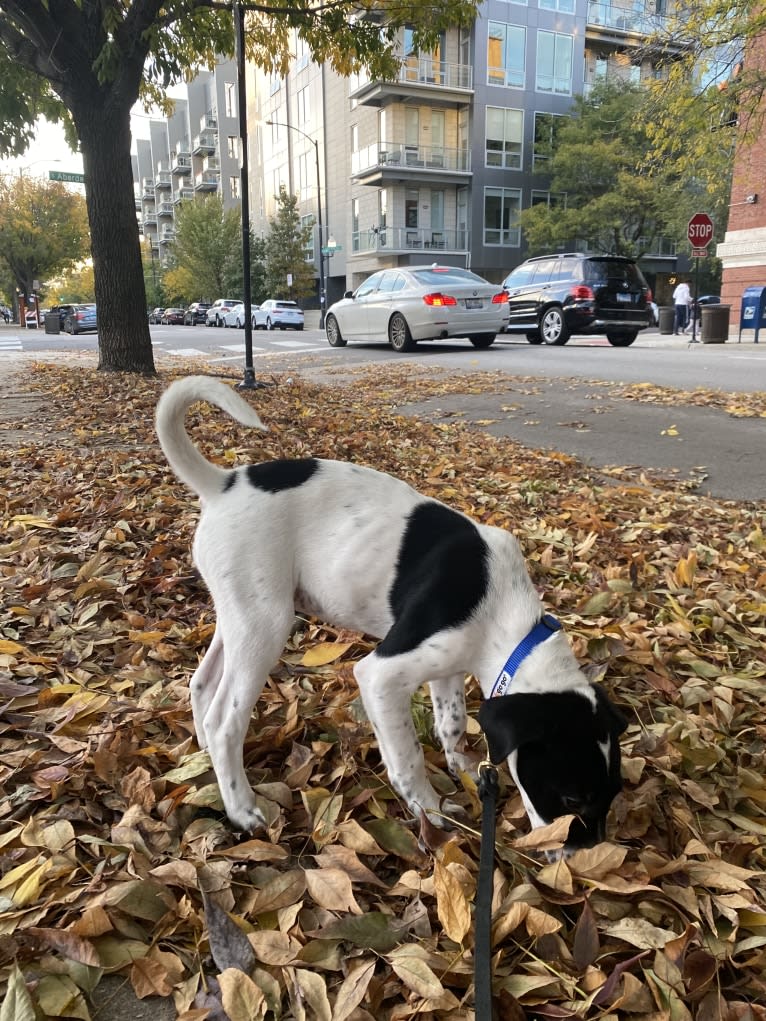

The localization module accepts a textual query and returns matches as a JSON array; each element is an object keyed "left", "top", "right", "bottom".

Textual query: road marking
[
  {"left": 0, "top": 338, "right": 23, "bottom": 350},
  {"left": 165, "top": 347, "right": 210, "bottom": 357},
  {"left": 271, "top": 338, "right": 320, "bottom": 349}
]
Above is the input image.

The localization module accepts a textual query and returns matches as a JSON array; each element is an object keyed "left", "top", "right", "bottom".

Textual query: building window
[
  {"left": 227, "top": 136, "right": 239, "bottom": 160},
  {"left": 485, "top": 107, "right": 523, "bottom": 169},
  {"left": 405, "top": 189, "right": 419, "bottom": 229},
  {"left": 539, "top": 0, "right": 574, "bottom": 11},
  {"left": 533, "top": 111, "right": 566, "bottom": 167},
  {"left": 352, "top": 197, "right": 360, "bottom": 251},
  {"left": 536, "top": 31, "right": 573, "bottom": 95},
  {"left": 531, "top": 189, "right": 566, "bottom": 209},
  {"left": 224, "top": 82, "right": 237, "bottom": 118},
  {"left": 483, "top": 187, "right": 521, "bottom": 246},
  {"left": 230, "top": 176, "right": 240, "bottom": 199},
  {"left": 295, "top": 152, "right": 312, "bottom": 201},
  {"left": 269, "top": 76, "right": 281, "bottom": 96},
  {"left": 351, "top": 124, "right": 358, "bottom": 153},
  {"left": 301, "top": 214, "right": 316, "bottom": 263},
  {"left": 295, "top": 31, "right": 309, "bottom": 71},
  {"left": 296, "top": 86, "right": 310, "bottom": 124},
  {"left": 488, "top": 23, "right": 526, "bottom": 88}
]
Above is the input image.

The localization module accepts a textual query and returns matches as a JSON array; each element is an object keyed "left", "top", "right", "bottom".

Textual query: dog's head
[{"left": 478, "top": 685, "right": 627, "bottom": 856}]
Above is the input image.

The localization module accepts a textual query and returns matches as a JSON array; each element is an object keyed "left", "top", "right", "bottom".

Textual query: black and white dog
[{"left": 156, "top": 376, "right": 626, "bottom": 854}]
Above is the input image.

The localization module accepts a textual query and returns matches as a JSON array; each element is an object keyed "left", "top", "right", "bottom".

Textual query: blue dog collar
[{"left": 489, "top": 614, "right": 562, "bottom": 698}]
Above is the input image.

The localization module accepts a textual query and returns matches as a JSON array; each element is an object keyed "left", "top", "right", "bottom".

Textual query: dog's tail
[{"left": 156, "top": 375, "right": 268, "bottom": 501}]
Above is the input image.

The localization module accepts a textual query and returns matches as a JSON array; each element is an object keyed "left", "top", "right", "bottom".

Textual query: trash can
[
  {"left": 44, "top": 312, "right": 60, "bottom": 335},
  {"left": 700, "top": 304, "right": 731, "bottom": 343},
  {"left": 658, "top": 306, "right": 675, "bottom": 335}
]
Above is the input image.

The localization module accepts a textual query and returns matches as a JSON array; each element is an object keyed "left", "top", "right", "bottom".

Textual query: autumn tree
[
  {"left": 0, "top": 174, "right": 90, "bottom": 301},
  {"left": 171, "top": 195, "right": 244, "bottom": 302},
  {"left": 518, "top": 82, "right": 732, "bottom": 262},
  {"left": 263, "top": 187, "right": 316, "bottom": 301},
  {"left": 0, "top": 0, "right": 478, "bottom": 374}
]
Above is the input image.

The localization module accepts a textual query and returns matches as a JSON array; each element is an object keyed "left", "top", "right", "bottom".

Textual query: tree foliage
[
  {"left": 47, "top": 262, "right": 96, "bottom": 304},
  {"left": 518, "top": 82, "right": 732, "bottom": 263},
  {"left": 171, "top": 195, "right": 244, "bottom": 301},
  {"left": 0, "top": 0, "right": 479, "bottom": 372},
  {"left": 263, "top": 187, "right": 316, "bottom": 301},
  {"left": 0, "top": 174, "right": 90, "bottom": 299}
]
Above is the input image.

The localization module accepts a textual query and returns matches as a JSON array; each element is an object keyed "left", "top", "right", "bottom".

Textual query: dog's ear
[
  {"left": 593, "top": 683, "right": 629, "bottom": 736},
  {"left": 478, "top": 694, "right": 550, "bottom": 764}
]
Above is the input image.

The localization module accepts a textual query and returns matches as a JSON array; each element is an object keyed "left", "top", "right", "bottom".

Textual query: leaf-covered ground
[{"left": 1, "top": 360, "right": 765, "bottom": 1021}]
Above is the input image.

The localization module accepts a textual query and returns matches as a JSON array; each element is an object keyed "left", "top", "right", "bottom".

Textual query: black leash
[{"left": 475, "top": 759, "right": 499, "bottom": 1021}]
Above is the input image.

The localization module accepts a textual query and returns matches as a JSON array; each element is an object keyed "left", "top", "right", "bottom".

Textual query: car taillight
[
  {"left": 570, "top": 285, "right": 594, "bottom": 301},
  {"left": 76, "top": 312, "right": 84, "bottom": 320},
  {"left": 646, "top": 287, "right": 653, "bottom": 302},
  {"left": 492, "top": 290, "right": 509, "bottom": 304},
  {"left": 423, "top": 292, "right": 457, "bottom": 306}
]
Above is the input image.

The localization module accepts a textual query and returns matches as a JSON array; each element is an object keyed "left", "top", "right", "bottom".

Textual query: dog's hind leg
[
  {"left": 203, "top": 604, "right": 294, "bottom": 832},
  {"left": 189, "top": 626, "right": 224, "bottom": 750},
  {"left": 429, "top": 674, "right": 474, "bottom": 779}
]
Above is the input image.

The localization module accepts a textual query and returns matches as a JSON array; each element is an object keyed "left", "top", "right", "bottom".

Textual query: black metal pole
[
  {"left": 314, "top": 138, "right": 327, "bottom": 330},
  {"left": 233, "top": 1, "right": 264, "bottom": 389},
  {"left": 691, "top": 256, "right": 700, "bottom": 344}
]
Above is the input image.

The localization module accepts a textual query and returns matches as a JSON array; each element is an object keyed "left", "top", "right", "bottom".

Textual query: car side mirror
[{"left": 344, "top": 290, "right": 354, "bottom": 299}]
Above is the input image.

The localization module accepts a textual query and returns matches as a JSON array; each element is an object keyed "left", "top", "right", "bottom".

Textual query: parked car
[
  {"left": 502, "top": 253, "right": 653, "bottom": 347},
  {"left": 161, "top": 307, "right": 186, "bottom": 325},
  {"left": 47, "top": 304, "right": 80, "bottom": 329},
  {"left": 260, "top": 299, "right": 305, "bottom": 331},
  {"left": 148, "top": 308, "right": 165, "bottom": 324},
  {"left": 649, "top": 301, "right": 659, "bottom": 327},
  {"left": 64, "top": 304, "right": 98, "bottom": 335},
  {"left": 221, "top": 302, "right": 268, "bottom": 329},
  {"left": 325, "top": 266, "right": 510, "bottom": 353},
  {"left": 205, "top": 299, "right": 240, "bottom": 327},
  {"left": 184, "top": 301, "right": 212, "bottom": 325}
]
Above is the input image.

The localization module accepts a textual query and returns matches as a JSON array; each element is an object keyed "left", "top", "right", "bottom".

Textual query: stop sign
[{"left": 687, "top": 212, "right": 714, "bottom": 248}]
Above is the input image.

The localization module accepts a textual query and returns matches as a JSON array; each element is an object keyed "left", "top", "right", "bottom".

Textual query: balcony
[
  {"left": 157, "top": 202, "right": 174, "bottom": 217},
  {"left": 159, "top": 226, "right": 176, "bottom": 244},
  {"left": 194, "top": 170, "right": 219, "bottom": 191},
  {"left": 202, "top": 155, "right": 219, "bottom": 174},
  {"left": 350, "top": 58, "right": 473, "bottom": 107},
  {"left": 199, "top": 111, "right": 218, "bottom": 132},
  {"left": 143, "top": 212, "right": 157, "bottom": 227},
  {"left": 350, "top": 226, "right": 468, "bottom": 256},
  {"left": 141, "top": 177, "right": 154, "bottom": 198},
  {"left": 351, "top": 140, "right": 471, "bottom": 186},
  {"left": 192, "top": 130, "right": 217, "bottom": 155},
  {"left": 155, "top": 170, "right": 172, "bottom": 190},
  {"left": 173, "top": 187, "right": 194, "bottom": 204},
  {"left": 171, "top": 151, "right": 192, "bottom": 175},
  {"left": 586, "top": 2, "right": 668, "bottom": 38}
]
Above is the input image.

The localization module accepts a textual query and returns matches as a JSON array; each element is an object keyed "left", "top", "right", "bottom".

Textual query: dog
[{"left": 156, "top": 376, "right": 627, "bottom": 854}]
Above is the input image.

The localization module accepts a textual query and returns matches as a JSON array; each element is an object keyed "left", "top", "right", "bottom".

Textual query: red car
[{"left": 160, "top": 307, "right": 185, "bottom": 325}]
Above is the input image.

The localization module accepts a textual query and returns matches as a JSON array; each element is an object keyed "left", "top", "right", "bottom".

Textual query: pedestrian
[{"left": 672, "top": 280, "right": 692, "bottom": 335}]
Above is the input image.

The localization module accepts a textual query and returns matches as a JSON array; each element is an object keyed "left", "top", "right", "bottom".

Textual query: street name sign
[
  {"left": 49, "top": 170, "right": 85, "bottom": 183},
  {"left": 687, "top": 212, "right": 714, "bottom": 248}
]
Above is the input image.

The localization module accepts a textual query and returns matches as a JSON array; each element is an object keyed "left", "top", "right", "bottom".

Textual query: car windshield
[
  {"left": 276, "top": 302, "right": 299, "bottom": 309},
  {"left": 410, "top": 268, "right": 489, "bottom": 286},
  {"left": 584, "top": 259, "right": 647, "bottom": 288}
]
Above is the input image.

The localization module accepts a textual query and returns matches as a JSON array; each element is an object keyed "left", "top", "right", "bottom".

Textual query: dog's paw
[
  {"left": 425, "top": 798, "right": 470, "bottom": 830},
  {"left": 226, "top": 801, "right": 267, "bottom": 834},
  {"left": 445, "top": 750, "right": 480, "bottom": 782}
]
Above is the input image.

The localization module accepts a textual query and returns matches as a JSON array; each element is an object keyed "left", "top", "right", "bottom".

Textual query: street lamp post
[{"left": 265, "top": 119, "right": 327, "bottom": 329}]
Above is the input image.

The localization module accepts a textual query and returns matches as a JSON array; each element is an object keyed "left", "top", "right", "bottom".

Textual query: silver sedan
[
  {"left": 222, "top": 302, "right": 268, "bottom": 329},
  {"left": 325, "top": 265, "right": 510, "bottom": 352}
]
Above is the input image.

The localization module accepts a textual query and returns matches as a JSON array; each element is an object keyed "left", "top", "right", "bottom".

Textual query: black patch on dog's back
[
  {"left": 246, "top": 458, "right": 319, "bottom": 493},
  {"left": 223, "top": 471, "right": 238, "bottom": 493},
  {"left": 379, "top": 502, "right": 489, "bottom": 656}
]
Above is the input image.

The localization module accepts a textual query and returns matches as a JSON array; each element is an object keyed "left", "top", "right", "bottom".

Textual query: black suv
[
  {"left": 502, "top": 253, "right": 653, "bottom": 347},
  {"left": 184, "top": 301, "right": 212, "bottom": 325}
]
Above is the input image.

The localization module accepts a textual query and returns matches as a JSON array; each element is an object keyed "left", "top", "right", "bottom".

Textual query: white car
[
  {"left": 222, "top": 302, "right": 268, "bottom": 329},
  {"left": 259, "top": 299, "right": 304, "bottom": 331},
  {"left": 325, "top": 265, "right": 510, "bottom": 353},
  {"left": 205, "top": 298, "right": 240, "bottom": 327}
]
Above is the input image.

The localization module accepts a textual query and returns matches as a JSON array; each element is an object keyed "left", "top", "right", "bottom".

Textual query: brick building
[{"left": 717, "top": 33, "right": 766, "bottom": 327}]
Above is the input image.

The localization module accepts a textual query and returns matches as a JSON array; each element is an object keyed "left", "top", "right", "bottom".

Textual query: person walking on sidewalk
[{"left": 672, "top": 280, "right": 692, "bottom": 335}]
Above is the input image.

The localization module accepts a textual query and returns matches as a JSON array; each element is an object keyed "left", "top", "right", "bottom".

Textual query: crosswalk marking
[{"left": 0, "top": 338, "right": 23, "bottom": 351}]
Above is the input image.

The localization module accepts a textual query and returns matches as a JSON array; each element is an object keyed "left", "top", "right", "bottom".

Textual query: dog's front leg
[
  {"left": 429, "top": 675, "right": 475, "bottom": 780},
  {"left": 355, "top": 652, "right": 448, "bottom": 823}
]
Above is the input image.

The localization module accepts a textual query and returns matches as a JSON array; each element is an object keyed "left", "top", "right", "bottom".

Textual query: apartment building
[
  {"left": 132, "top": 60, "right": 240, "bottom": 269},
  {"left": 248, "top": 0, "right": 676, "bottom": 307}
]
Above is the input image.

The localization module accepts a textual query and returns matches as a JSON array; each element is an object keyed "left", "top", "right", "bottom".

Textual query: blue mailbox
[{"left": 738, "top": 286, "right": 766, "bottom": 343}]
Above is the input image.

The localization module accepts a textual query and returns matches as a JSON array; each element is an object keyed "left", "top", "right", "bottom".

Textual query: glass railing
[
  {"left": 351, "top": 141, "right": 471, "bottom": 175},
  {"left": 586, "top": 1, "right": 668, "bottom": 35},
  {"left": 350, "top": 226, "right": 469, "bottom": 254},
  {"left": 351, "top": 58, "right": 473, "bottom": 94}
]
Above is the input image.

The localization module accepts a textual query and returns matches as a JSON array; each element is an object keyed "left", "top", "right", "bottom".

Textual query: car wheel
[
  {"left": 389, "top": 312, "right": 416, "bottom": 352},
  {"left": 296, "top": 325, "right": 303, "bottom": 331},
  {"left": 606, "top": 329, "right": 638, "bottom": 347},
  {"left": 266, "top": 317, "right": 273, "bottom": 330},
  {"left": 326, "top": 314, "right": 347, "bottom": 347},
  {"left": 540, "top": 306, "right": 569, "bottom": 345},
  {"left": 468, "top": 333, "right": 495, "bottom": 349},
  {"left": 206, "top": 318, "right": 212, "bottom": 327},
  {"left": 525, "top": 331, "right": 543, "bottom": 345}
]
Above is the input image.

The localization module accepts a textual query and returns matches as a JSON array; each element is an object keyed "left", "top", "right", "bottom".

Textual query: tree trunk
[{"left": 73, "top": 101, "right": 156, "bottom": 374}]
